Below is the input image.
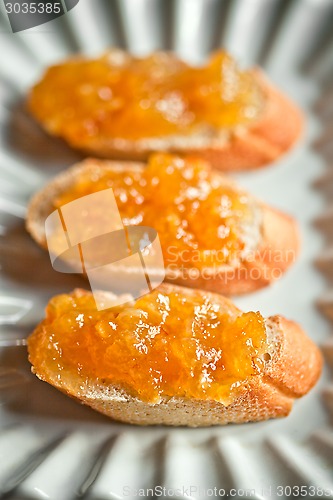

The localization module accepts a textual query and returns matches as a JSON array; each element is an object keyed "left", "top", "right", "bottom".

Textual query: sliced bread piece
[
  {"left": 27, "top": 50, "right": 303, "bottom": 171},
  {"left": 26, "top": 157, "right": 299, "bottom": 295},
  {"left": 27, "top": 284, "right": 322, "bottom": 427}
]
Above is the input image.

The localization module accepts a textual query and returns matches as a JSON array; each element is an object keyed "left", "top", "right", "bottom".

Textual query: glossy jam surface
[
  {"left": 28, "top": 288, "right": 268, "bottom": 403},
  {"left": 28, "top": 51, "right": 263, "bottom": 144},
  {"left": 53, "top": 154, "right": 255, "bottom": 268}
]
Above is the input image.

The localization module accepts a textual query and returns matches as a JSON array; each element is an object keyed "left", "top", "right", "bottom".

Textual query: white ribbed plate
[{"left": 0, "top": 1, "right": 333, "bottom": 498}]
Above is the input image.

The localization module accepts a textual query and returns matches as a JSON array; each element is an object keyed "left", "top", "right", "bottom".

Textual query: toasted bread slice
[
  {"left": 27, "top": 284, "right": 322, "bottom": 427},
  {"left": 27, "top": 50, "right": 303, "bottom": 171},
  {"left": 79, "top": 70, "right": 303, "bottom": 171},
  {"left": 26, "top": 158, "right": 299, "bottom": 296}
]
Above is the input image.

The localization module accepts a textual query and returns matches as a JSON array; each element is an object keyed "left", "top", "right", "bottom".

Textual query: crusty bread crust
[
  {"left": 28, "top": 285, "right": 322, "bottom": 427},
  {"left": 175, "top": 70, "right": 303, "bottom": 172},
  {"left": 26, "top": 159, "right": 299, "bottom": 296},
  {"left": 28, "top": 49, "right": 303, "bottom": 172},
  {"left": 166, "top": 205, "right": 299, "bottom": 295}
]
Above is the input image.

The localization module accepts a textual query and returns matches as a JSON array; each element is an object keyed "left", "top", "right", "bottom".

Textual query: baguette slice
[
  {"left": 26, "top": 158, "right": 299, "bottom": 296},
  {"left": 27, "top": 284, "right": 322, "bottom": 427},
  {"left": 80, "top": 70, "right": 303, "bottom": 171},
  {"left": 27, "top": 50, "right": 303, "bottom": 171}
]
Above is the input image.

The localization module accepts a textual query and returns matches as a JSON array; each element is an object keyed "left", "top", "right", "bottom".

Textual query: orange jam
[
  {"left": 28, "top": 288, "right": 268, "bottom": 403},
  {"left": 53, "top": 154, "right": 257, "bottom": 268},
  {"left": 28, "top": 50, "right": 263, "bottom": 145}
]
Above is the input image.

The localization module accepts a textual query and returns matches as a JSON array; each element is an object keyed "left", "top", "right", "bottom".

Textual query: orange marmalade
[
  {"left": 53, "top": 154, "right": 257, "bottom": 268},
  {"left": 28, "top": 50, "right": 263, "bottom": 144},
  {"left": 28, "top": 288, "right": 268, "bottom": 403}
]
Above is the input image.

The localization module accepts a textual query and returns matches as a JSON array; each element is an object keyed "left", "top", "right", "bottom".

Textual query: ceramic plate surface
[{"left": 0, "top": 1, "right": 333, "bottom": 499}]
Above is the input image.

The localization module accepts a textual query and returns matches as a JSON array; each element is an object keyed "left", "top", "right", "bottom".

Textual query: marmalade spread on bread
[
  {"left": 53, "top": 154, "right": 257, "bottom": 268},
  {"left": 28, "top": 50, "right": 263, "bottom": 144},
  {"left": 28, "top": 288, "right": 268, "bottom": 403}
]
